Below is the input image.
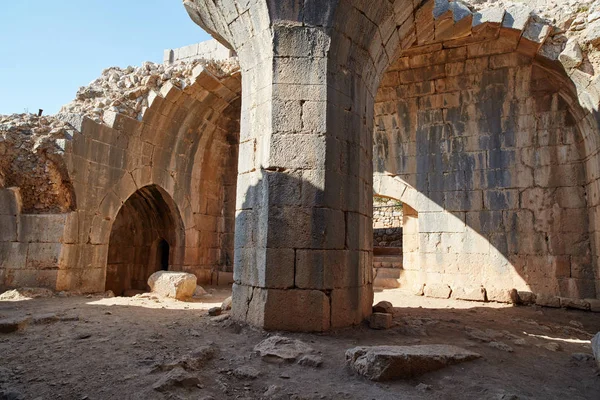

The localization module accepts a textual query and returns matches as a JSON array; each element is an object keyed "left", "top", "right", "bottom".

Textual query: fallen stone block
[
  {"left": 147, "top": 271, "right": 197, "bottom": 300},
  {"left": 0, "top": 316, "right": 31, "bottom": 334},
  {"left": 452, "top": 286, "right": 486, "bottom": 302},
  {"left": 254, "top": 335, "right": 316, "bottom": 364},
  {"left": 560, "top": 297, "right": 590, "bottom": 311},
  {"left": 345, "top": 345, "right": 481, "bottom": 381},
  {"left": 424, "top": 284, "right": 451, "bottom": 299},
  {"left": 517, "top": 291, "right": 536, "bottom": 305},
  {"left": 586, "top": 299, "right": 600, "bottom": 312},
  {"left": 372, "top": 301, "right": 393, "bottom": 314},
  {"left": 369, "top": 313, "right": 392, "bottom": 330},
  {"left": 221, "top": 296, "right": 232, "bottom": 311},
  {"left": 536, "top": 294, "right": 560, "bottom": 308}
]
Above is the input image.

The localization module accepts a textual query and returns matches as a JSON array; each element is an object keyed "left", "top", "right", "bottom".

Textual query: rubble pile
[
  {"left": 0, "top": 113, "right": 75, "bottom": 212},
  {"left": 59, "top": 58, "right": 239, "bottom": 123}
]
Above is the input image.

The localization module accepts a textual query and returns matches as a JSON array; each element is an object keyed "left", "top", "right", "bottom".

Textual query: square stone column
[{"left": 230, "top": 25, "right": 374, "bottom": 331}]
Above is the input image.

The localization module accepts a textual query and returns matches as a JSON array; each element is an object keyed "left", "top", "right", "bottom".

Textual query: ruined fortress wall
[
  {"left": 0, "top": 51, "right": 241, "bottom": 293},
  {"left": 163, "top": 39, "right": 234, "bottom": 64},
  {"left": 375, "top": 50, "right": 592, "bottom": 298}
]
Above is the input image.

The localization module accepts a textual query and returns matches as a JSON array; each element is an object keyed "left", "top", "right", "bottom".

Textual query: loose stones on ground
[
  {"left": 254, "top": 336, "right": 323, "bottom": 367},
  {"left": 345, "top": 345, "right": 481, "bottom": 381}
]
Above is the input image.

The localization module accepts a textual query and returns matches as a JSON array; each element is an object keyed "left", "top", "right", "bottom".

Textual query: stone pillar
[{"left": 184, "top": 0, "right": 376, "bottom": 331}]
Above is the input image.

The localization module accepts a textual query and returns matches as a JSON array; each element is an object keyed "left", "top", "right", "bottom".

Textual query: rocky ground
[{"left": 0, "top": 288, "right": 599, "bottom": 400}]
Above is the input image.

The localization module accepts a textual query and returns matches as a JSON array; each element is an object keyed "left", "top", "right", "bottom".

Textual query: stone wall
[
  {"left": 373, "top": 5, "right": 598, "bottom": 301},
  {"left": 0, "top": 47, "right": 242, "bottom": 292},
  {"left": 373, "top": 196, "right": 403, "bottom": 247},
  {"left": 163, "top": 39, "right": 235, "bottom": 64}
]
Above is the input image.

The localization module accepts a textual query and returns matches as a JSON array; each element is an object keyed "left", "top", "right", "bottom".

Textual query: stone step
[
  {"left": 373, "top": 255, "right": 403, "bottom": 269},
  {"left": 374, "top": 268, "right": 401, "bottom": 279}
]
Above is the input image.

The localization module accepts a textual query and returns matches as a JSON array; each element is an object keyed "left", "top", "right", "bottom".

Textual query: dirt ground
[{"left": 1, "top": 287, "right": 599, "bottom": 400}]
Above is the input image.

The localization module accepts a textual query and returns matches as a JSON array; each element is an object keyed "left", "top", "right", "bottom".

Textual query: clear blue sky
[{"left": 0, "top": 1, "right": 211, "bottom": 115}]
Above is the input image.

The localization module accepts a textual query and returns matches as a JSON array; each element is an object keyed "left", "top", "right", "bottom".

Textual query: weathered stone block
[
  {"left": 369, "top": 313, "right": 392, "bottom": 330},
  {"left": 424, "top": 283, "right": 452, "bottom": 299}
]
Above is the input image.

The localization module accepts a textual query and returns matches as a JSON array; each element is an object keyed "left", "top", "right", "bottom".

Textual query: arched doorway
[{"left": 105, "top": 185, "right": 184, "bottom": 296}]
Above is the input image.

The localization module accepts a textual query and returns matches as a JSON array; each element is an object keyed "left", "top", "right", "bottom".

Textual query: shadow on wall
[
  {"left": 231, "top": 168, "right": 373, "bottom": 331},
  {"left": 374, "top": 59, "right": 599, "bottom": 301},
  {"left": 105, "top": 184, "right": 185, "bottom": 296}
]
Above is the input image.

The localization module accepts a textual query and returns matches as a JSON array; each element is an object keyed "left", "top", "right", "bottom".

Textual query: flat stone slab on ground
[
  {"left": 346, "top": 345, "right": 481, "bottom": 381},
  {"left": 254, "top": 335, "right": 317, "bottom": 364},
  {"left": 0, "top": 316, "right": 31, "bottom": 334}
]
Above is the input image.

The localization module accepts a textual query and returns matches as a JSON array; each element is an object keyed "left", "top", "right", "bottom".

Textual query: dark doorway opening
[{"left": 158, "top": 239, "right": 170, "bottom": 271}]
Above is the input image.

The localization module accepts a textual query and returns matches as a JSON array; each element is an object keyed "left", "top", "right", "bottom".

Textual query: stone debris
[
  {"left": 210, "top": 314, "right": 230, "bottom": 323},
  {"left": 0, "top": 287, "right": 53, "bottom": 301},
  {"left": 32, "top": 313, "right": 58, "bottom": 325},
  {"left": 297, "top": 354, "right": 324, "bottom": 368},
  {"left": 208, "top": 307, "right": 222, "bottom": 317},
  {"left": 345, "top": 345, "right": 481, "bottom": 381},
  {"left": 369, "top": 313, "right": 393, "bottom": 330},
  {"left": 232, "top": 366, "right": 260, "bottom": 380},
  {"left": 487, "top": 341, "right": 514, "bottom": 353},
  {"left": 535, "top": 294, "right": 561, "bottom": 308},
  {"left": 193, "top": 285, "right": 207, "bottom": 297},
  {"left": 0, "top": 316, "right": 31, "bottom": 334},
  {"left": 155, "top": 344, "right": 219, "bottom": 372},
  {"left": 152, "top": 367, "right": 200, "bottom": 392},
  {"left": 424, "top": 284, "right": 452, "bottom": 299},
  {"left": 254, "top": 336, "right": 319, "bottom": 365},
  {"left": 372, "top": 301, "right": 393, "bottom": 314},
  {"left": 221, "top": 296, "right": 232, "bottom": 311},
  {"left": 592, "top": 332, "right": 600, "bottom": 369},
  {"left": 517, "top": 291, "right": 536, "bottom": 305},
  {"left": 571, "top": 352, "right": 594, "bottom": 362},
  {"left": 147, "top": 271, "right": 197, "bottom": 301},
  {"left": 59, "top": 58, "right": 239, "bottom": 124}
]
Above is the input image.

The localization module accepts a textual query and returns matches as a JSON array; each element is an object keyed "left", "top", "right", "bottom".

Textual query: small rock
[
  {"left": 539, "top": 342, "right": 561, "bottom": 352},
  {"left": 369, "top": 313, "right": 393, "bottom": 330},
  {"left": 193, "top": 285, "right": 207, "bottom": 297},
  {"left": 233, "top": 366, "right": 260, "bottom": 380},
  {"left": 208, "top": 307, "right": 222, "bottom": 317},
  {"left": 32, "top": 313, "right": 58, "bottom": 324},
  {"left": 558, "top": 39, "right": 583, "bottom": 69},
  {"left": 254, "top": 335, "right": 316, "bottom": 364},
  {"left": 571, "top": 352, "right": 594, "bottom": 362},
  {"left": 345, "top": 345, "right": 481, "bottom": 381},
  {"left": 104, "top": 290, "right": 115, "bottom": 298},
  {"left": 297, "top": 354, "right": 323, "bottom": 368},
  {"left": 221, "top": 296, "right": 232, "bottom": 311},
  {"left": 76, "top": 333, "right": 92, "bottom": 340},
  {"left": 372, "top": 301, "right": 393, "bottom": 314},
  {"left": 416, "top": 383, "right": 432, "bottom": 391},
  {"left": 487, "top": 341, "right": 514, "bottom": 353},
  {"left": 211, "top": 314, "right": 230, "bottom": 323},
  {"left": 152, "top": 367, "right": 200, "bottom": 392},
  {"left": 264, "top": 385, "right": 281, "bottom": 397},
  {"left": 0, "top": 317, "right": 31, "bottom": 334}
]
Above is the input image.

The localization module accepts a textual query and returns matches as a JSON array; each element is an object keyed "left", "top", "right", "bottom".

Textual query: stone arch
[
  {"left": 372, "top": 2, "right": 599, "bottom": 300},
  {"left": 56, "top": 63, "right": 241, "bottom": 292},
  {"left": 105, "top": 184, "right": 185, "bottom": 295}
]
